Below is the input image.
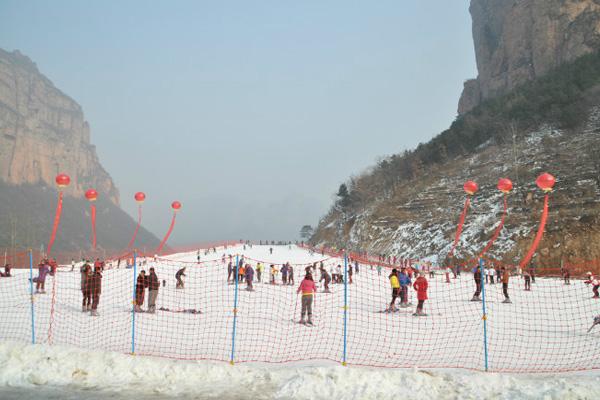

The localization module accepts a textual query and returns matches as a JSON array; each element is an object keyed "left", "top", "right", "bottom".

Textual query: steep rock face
[
  {"left": 458, "top": 0, "right": 600, "bottom": 114},
  {"left": 0, "top": 49, "right": 119, "bottom": 204}
]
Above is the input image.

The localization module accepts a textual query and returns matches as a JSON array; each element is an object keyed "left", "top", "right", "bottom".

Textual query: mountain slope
[{"left": 0, "top": 48, "right": 160, "bottom": 254}]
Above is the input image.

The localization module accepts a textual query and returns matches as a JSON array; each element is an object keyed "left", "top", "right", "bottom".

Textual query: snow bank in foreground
[{"left": 1, "top": 342, "right": 600, "bottom": 399}]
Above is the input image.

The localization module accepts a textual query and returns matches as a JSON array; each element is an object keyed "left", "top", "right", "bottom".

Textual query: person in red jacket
[
  {"left": 296, "top": 273, "right": 316, "bottom": 325},
  {"left": 135, "top": 270, "right": 148, "bottom": 312},
  {"left": 412, "top": 273, "right": 428, "bottom": 316}
]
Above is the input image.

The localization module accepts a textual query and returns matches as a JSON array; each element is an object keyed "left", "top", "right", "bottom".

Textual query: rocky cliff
[
  {"left": 0, "top": 48, "right": 160, "bottom": 254},
  {"left": 0, "top": 49, "right": 119, "bottom": 204},
  {"left": 458, "top": 0, "right": 600, "bottom": 114}
]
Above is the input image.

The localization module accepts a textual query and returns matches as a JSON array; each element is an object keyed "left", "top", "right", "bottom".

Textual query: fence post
[
  {"left": 131, "top": 250, "right": 137, "bottom": 355},
  {"left": 29, "top": 249, "right": 35, "bottom": 345},
  {"left": 230, "top": 254, "right": 240, "bottom": 365},
  {"left": 480, "top": 258, "right": 489, "bottom": 372},
  {"left": 342, "top": 251, "right": 348, "bottom": 366}
]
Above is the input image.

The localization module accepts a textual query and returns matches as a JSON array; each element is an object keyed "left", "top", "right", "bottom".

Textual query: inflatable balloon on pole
[
  {"left": 156, "top": 201, "right": 182, "bottom": 255},
  {"left": 519, "top": 173, "right": 556, "bottom": 269},
  {"left": 479, "top": 178, "right": 512, "bottom": 258},
  {"left": 47, "top": 174, "right": 70, "bottom": 256},
  {"left": 85, "top": 189, "right": 98, "bottom": 250},
  {"left": 127, "top": 192, "right": 146, "bottom": 250},
  {"left": 448, "top": 180, "right": 478, "bottom": 258}
]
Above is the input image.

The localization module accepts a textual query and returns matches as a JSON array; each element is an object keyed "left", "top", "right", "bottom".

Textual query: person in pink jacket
[{"left": 297, "top": 273, "right": 316, "bottom": 325}]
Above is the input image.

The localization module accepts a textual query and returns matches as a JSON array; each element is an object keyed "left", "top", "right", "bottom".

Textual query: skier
[
  {"left": 319, "top": 265, "right": 331, "bottom": 293},
  {"left": 81, "top": 265, "right": 93, "bottom": 311},
  {"left": 269, "top": 247, "right": 273, "bottom": 255},
  {"left": 90, "top": 266, "right": 103, "bottom": 316},
  {"left": 288, "top": 265, "right": 294, "bottom": 285},
  {"left": 256, "top": 262, "right": 263, "bottom": 283},
  {"left": 297, "top": 273, "right": 316, "bottom": 325},
  {"left": 70, "top": 259, "right": 76, "bottom": 272},
  {"left": 135, "top": 270, "right": 147, "bottom": 312},
  {"left": 563, "top": 265, "right": 571, "bottom": 285},
  {"left": 471, "top": 264, "right": 482, "bottom": 301},
  {"left": 238, "top": 264, "right": 245, "bottom": 283},
  {"left": 445, "top": 266, "right": 451, "bottom": 283},
  {"left": 227, "top": 261, "right": 233, "bottom": 283},
  {"left": 413, "top": 273, "right": 428, "bottom": 316},
  {"left": 347, "top": 264, "right": 353, "bottom": 284},
  {"left": 388, "top": 269, "right": 400, "bottom": 312},
  {"left": 501, "top": 266, "right": 511, "bottom": 303},
  {"left": 376, "top": 265, "right": 382, "bottom": 276},
  {"left": 270, "top": 264, "right": 278, "bottom": 284},
  {"left": 584, "top": 272, "right": 600, "bottom": 298},
  {"left": 489, "top": 267, "right": 495, "bottom": 284},
  {"left": 147, "top": 267, "right": 160, "bottom": 313},
  {"left": 33, "top": 261, "right": 50, "bottom": 294},
  {"left": 523, "top": 270, "right": 531, "bottom": 291},
  {"left": 399, "top": 267, "right": 411, "bottom": 307},
  {"left": 175, "top": 267, "right": 186, "bottom": 289},
  {"left": 245, "top": 264, "right": 254, "bottom": 291},
  {"left": 354, "top": 260, "right": 359, "bottom": 275},
  {"left": 336, "top": 264, "right": 343, "bottom": 283},
  {"left": 281, "top": 263, "right": 288, "bottom": 285}
]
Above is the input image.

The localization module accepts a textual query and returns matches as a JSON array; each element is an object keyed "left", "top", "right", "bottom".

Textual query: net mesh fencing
[{"left": 1, "top": 244, "right": 600, "bottom": 372}]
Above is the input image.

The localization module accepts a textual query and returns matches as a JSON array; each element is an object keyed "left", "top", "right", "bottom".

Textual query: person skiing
[
  {"left": 523, "top": 270, "right": 531, "bottom": 291},
  {"left": 347, "top": 264, "right": 353, "bottom": 284},
  {"left": 175, "top": 267, "right": 186, "bottom": 289},
  {"left": 245, "top": 264, "right": 254, "bottom": 291},
  {"left": 354, "top": 260, "right": 359, "bottom": 275},
  {"left": 227, "top": 261, "right": 233, "bottom": 283},
  {"left": 256, "top": 262, "right": 263, "bottom": 283},
  {"left": 489, "top": 267, "right": 495, "bottom": 284},
  {"left": 413, "top": 273, "right": 428, "bottom": 316},
  {"left": 388, "top": 269, "right": 400, "bottom": 312},
  {"left": 501, "top": 266, "right": 511, "bottom": 303},
  {"left": 319, "top": 265, "right": 331, "bottom": 293},
  {"left": 81, "top": 265, "right": 93, "bottom": 312},
  {"left": 471, "top": 264, "right": 482, "bottom": 301},
  {"left": 376, "top": 265, "right": 382, "bottom": 276},
  {"left": 281, "top": 263, "right": 288, "bottom": 285},
  {"left": 288, "top": 265, "right": 294, "bottom": 285},
  {"left": 269, "top": 247, "right": 273, "bottom": 255},
  {"left": 270, "top": 264, "right": 278, "bottom": 284},
  {"left": 90, "top": 266, "right": 103, "bottom": 316},
  {"left": 563, "top": 265, "right": 571, "bottom": 285},
  {"left": 147, "top": 267, "right": 160, "bottom": 313},
  {"left": 297, "top": 273, "right": 316, "bottom": 325},
  {"left": 238, "top": 264, "right": 245, "bottom": 283},
  {"left": 336, "top": 264, "right": 343, "bottom": 283},
  {"left": 445, "top": 266, "right": 452, "bottom": 283},
  {"left": 33, "top": 261, "right": 50, "bottom": 294},
  {"left": 399, "top": 267, "right": 412, "bottom": 307},
  {"left": 585, "top": 272, "right": 600, "bottom": 298},
  {"left": 135, "top": 270, "right": 147, "bottom": 312}
]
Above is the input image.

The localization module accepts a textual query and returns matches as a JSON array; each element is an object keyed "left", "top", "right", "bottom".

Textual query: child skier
[
  {"left": 33, "top": 262, "right": 50, "bottom": 294},
  {"left": 585, "top": 272, "right": 600, "bottom": 298},
  {"left": 388, "top": 269, "right": 400, "bottom": 312},
  {"left": 319, "top": 266, "right": 331, "bottom": 293},
  {"left": 297, "top": 273, "right": 316, "bottom": 325},
  {"left": 413, "top": 273, "right": 428, "bottom": 316}
]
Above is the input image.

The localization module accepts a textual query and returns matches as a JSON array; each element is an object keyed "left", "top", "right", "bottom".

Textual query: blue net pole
[
  {"left": 131, "top": 251, "right": 137, "bottom": 355},
  {"left": 343, "top": 251, "right": 348, "bottom": 366},
  {"left": 230, "top": 254, "right": 240, "bottom": 365},
  {"left": 480, "top": 258, "right": 489, "bottom": 371},
  {"left": 29, "top": 249, "right": 35, "bottom": 344}
]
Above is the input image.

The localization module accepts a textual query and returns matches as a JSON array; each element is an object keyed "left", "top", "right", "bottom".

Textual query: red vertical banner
[
  {"left": 448, "top": 180, "right": 478, "bottom": 258},
  {"left": 128, "top": 192, "right": 146, "bottom": 249},
  {"left": 47, "top": 174, "right": 70, "bottom": 256},
  {"left": 85, "top": 189, "right": 98, "bottom": 250},
  {"left": 156, "top": 201, "right": 182, "bottom": 255},
  {"left": 479, "top": 178, "right": 513, "bottom": 258},
  {"left": 519, "top": 173, "right": 555, "bottom": 269}
]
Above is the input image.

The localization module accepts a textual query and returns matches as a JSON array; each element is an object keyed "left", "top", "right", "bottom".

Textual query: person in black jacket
[
  {"left": 135, "top": 270, "right": 148, "bottom": 312},
  {"left": 176, "top": 267, "right": 186, "bottom": 289},
  {"left": 471, "top": 265, "right": 482, "bottom": 301},
  {"left": 147, "top": 267, "right": 160, "bottom": 313}
]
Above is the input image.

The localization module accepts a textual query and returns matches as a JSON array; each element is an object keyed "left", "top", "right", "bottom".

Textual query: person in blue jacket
[{"left": 399, "top": 267, "right": 412, "bottom": 307}]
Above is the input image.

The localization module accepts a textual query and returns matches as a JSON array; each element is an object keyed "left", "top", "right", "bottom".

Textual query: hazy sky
[{"left": 0, "top": 1, "right": 476, "bottom": 245}]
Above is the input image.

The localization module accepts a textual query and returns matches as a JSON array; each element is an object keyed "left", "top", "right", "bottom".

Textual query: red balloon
[
  {"left": 85, "top": 189, "right": 98, "bottom": 201},
  {"left": 55, "top": 173, "right": 71, "bottom": 188},
  {"left": 463, "top": 181, "right": 478, "bottom": 196},
  {"left": 134, "top": 192, "right": 146, "bottom": 203},
  {"left": 171, "top": 201, "right": 182, "bottom": 210},
  {"left": 497, "top": 178, "right": 513, "bottom": 193},
  {"left": 536, "top": 173, "right": 556, "bottom": 192}
]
